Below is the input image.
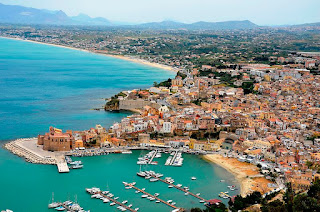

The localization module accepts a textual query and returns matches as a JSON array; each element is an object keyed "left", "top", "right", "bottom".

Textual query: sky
[{"left": 0, "top": 0, "right": 320, "bottom": 25}]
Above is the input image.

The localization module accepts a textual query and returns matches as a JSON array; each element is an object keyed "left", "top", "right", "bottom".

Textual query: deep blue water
[{"left": 0, "top": 37, "right": 175, "bottom": 141}]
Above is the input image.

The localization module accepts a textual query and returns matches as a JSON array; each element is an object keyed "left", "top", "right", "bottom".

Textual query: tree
[
  {"left": 190, "top": 208, "right": 203, "bottom": 212},
  {"left": 261, "top": 200, "right": 286, "bottom": 212},
  {"left": 292, "top": 194, "right": 320, "bottom": 212},
  {"left": 307, "top": 179, "right": 320, "bottom": 200},
  {"left": 305, "top": 161, "right": 313, "bottom": 169}
]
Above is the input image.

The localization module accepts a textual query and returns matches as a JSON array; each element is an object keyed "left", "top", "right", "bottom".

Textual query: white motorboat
[
  {"left": 103, "top": 198, "right": 110, "bottom": 203},
  {"left": 48, "top": 202, "right": 60, "bottom": 208},
  {"left": 191, "top": 177, "right": 197, "bottom": 180}
]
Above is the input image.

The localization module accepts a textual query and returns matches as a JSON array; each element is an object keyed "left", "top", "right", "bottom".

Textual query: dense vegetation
[{"left": 190, "top": 180, "right": 320, "bottom": 212}]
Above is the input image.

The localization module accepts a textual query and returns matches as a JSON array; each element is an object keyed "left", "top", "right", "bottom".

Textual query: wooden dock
[
  {"left": 170, "top": 151, "right": 178, "bottom": 165},
  {"left": 148, "top": 150, "right": 158, "bottom": 164},
  {"left": 125, "top": 182, "right": 183, "bottom": 211},
  {"left": 150, "top": 174, "right": 207, "bottom": 202},
  {"left": 61, "top": 204, "right": 75, "bottom": 212},
  {"left": 97, "top": 191, "right": 137, "bottom": 212}
]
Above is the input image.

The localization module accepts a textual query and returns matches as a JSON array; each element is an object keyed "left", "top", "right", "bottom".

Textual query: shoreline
[
  {"left": 0, "top": 36, "right": 178, "bottom": 72},
  {"left": 203, "top": 154, "right": 272, "bottom": 197}
]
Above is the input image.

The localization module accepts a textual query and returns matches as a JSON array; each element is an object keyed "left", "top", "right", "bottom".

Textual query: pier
[
  {"left": 148, "top": 149, "right": 158, "bottom": 164},
  {"left": 98, "top": 193, "right": 137, "bottom": 212},
  {"left": 150, "top": 174, "right": 207, "bottom": 202},
  {"left": 170, "top": 151, "right": 178, "bottom": 165},
  {"left": 57, "top": 162, "right": 70, "bottom": 173},
  {"left": 124, "top": 182, "right": 183, "bottom": 211},
  {"left": 88, "top": 189, "right": 137, "bottom": 212}
]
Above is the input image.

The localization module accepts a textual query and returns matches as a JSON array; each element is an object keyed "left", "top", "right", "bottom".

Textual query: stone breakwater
[{"left": 4, "top": 138, "right": 56, "bottom": 165}]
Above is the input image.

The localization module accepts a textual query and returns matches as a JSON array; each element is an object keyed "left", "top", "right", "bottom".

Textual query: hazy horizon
[{"left": 0, "top": 0, "right": 320, "bottom": 26}]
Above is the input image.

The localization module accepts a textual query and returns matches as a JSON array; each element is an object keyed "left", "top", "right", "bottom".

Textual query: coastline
[
  {"left": 203, "top": 154, "right": 272, "bottom": 197},
  {"left": 0, "top": 36, "right": 178, "bottom": 72}
]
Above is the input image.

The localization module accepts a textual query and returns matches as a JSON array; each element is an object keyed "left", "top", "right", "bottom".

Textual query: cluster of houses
[{"left": 38, "top": 63, "right": 320, "bottom": 193}]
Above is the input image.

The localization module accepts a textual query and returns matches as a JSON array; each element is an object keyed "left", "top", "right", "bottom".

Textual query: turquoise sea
[{"left": 0, "top": 37, "right": 239, "bottom": 211}]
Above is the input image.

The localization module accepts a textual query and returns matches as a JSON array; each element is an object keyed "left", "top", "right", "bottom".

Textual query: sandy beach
[
  {"left": 203, "top": 154, "right": 272, "bottom": 197},
  {"left": 1, "top": 36, "right": 178, "bottom": 72}
]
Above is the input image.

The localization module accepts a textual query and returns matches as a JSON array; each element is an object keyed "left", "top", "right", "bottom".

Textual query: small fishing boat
[{"left": 191, "top": 177, "right": 197, "bottom": 180}]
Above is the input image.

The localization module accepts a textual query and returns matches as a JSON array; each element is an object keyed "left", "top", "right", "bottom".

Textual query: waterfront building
[{"left": 38, "top": 127, "right": 74, "bottom": 151}]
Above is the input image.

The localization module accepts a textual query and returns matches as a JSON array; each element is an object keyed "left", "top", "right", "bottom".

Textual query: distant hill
[
  {"left": 136, "top": 20, "right": 258, "bottom": 30},
  {"left": 0, "top": 3, "right": 111, "bottom": 26},
  {"left": 71, "top": 13, "right": 111, "bottom": 26},
  {"left": 290, "top": 22, "right": 320, "bottom": 27}
]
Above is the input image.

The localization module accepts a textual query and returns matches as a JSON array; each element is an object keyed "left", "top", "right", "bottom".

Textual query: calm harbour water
[{"left": 0, "top": 38, "right": 239, "bottom": 211}]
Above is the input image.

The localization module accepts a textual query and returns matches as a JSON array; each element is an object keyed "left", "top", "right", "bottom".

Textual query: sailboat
[{"left": 48, "top": 192, "right": 60, "bottom": 208}]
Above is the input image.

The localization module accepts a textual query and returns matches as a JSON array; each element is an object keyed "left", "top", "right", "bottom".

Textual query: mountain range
[
  {"left": 0, "top": 3, "right": 110, "bottom": 26},
  {"left": 0, "top": 3, "right": 319, "bottom": 30},
  {"left": 136, "top": 20, "right": 258, "bottom": 30}
]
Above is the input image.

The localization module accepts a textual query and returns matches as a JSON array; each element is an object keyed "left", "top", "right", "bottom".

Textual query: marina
[
  {"left": 86, "top": 187, "right": 138, "bottom": 212},
  {"left": 123, "top": 182, "right": 184, "bottom": 211},
  {"left": 139, "top": 171, "right": 207, "bottom": 203},
  {"left": 48, "top": 200, "right": 89, "bottom": 212},
  {"left": 165, "top": 151, "right": 184, "bottom": 166},
  {"left": 137, "top": 150, "right": 160, "bottom": 165}
]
